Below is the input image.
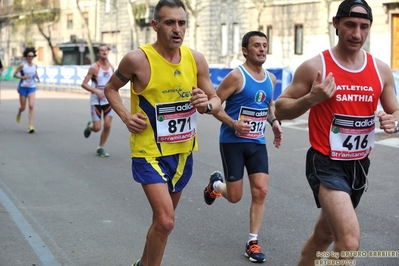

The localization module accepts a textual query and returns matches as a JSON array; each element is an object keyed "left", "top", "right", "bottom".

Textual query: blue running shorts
[
  {"left": 18, "top": 86, "right": 36, "bottom": 97},
  {"left": 131, "top": 152, "right": 193, "bottom": 193}
]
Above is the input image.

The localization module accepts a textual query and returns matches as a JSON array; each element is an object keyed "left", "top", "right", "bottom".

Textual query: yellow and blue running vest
[{"left": 130, "top": 44, "right": 199, "bottom": 157}]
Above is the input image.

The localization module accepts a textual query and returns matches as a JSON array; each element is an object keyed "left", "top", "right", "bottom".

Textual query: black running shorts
[
  {"left": 306, "top": 147, "right": 370, "bottom": 208},
  {"left": 220, "top": 142, "right": 269, "bottom": 182}
]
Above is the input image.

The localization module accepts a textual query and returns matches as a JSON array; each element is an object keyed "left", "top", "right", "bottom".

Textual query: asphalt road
[{"left": 0, "top": 82, "right": 398, "bottom": 266}]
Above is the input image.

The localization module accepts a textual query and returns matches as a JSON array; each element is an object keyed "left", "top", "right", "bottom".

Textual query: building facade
[{"left": 0, "top": 0, "right": 398, "bottom": 70}]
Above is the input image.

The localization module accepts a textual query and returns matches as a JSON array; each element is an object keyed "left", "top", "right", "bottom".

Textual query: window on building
[
  {"left": 267, "top": 25, "right": 273, "bottom": 54},
  {"left": 329, "top": 22, "right": 336, "bottom": 48},
  {"left": 52, "top": 46, "right": 59, "bottom": 60},
  {"left": 363, "top": 34, "right": 370, "bottom": 52},
  {"left": 233, "top": 23, "right": 240, "bottom": 55},
  {"left": 294, "top": 24, "right": 303, "bottom": 55},
  {"left": 37, "top": 47, "right": 43, "bottom": 61},
  {"left": 221, "top": 23, "right": 227, "bottom": 57},
  {"left": 105, "top": 0, "right": 110, "bottom": 13},
  {"left": 83, "top": 12, "right": 89, "bottom": 26},
  {"left": 145, "top": 27, "right": 151, "bottom": 43},
  {"left": 37, "top": 0, "right": 47, "bottom": 5},
  {"left": 101, "top": 31, "right": 121, "bottom": 65},
  {"left": 67, "top": 14, "right": 73, "bottom": 29},
  {"left": 52, "top": 22, "right": 58, "bottom": 31},
  {"left": 0, "top": 22, "right": 3, "bottom": 35}
]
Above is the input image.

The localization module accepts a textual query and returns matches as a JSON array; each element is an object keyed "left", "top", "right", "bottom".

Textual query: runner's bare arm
[
  {"left": 115, "top": 69, "right": 130, "bottom": 83},
  {"left": 191, "top": 50, "right": 221, "bottom": 115}
]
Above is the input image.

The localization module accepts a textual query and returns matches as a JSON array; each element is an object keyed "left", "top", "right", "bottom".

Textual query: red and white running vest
[{"left": 308, "top": 49, "right": 383, "bottom": 160}]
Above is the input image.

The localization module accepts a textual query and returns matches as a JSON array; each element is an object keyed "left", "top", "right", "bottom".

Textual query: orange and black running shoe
[
  {"left": 203, "top": 171, "right": 223, "bottom": 205},
  {"left": 245, "top": 239, "right": 266, "bottom": 263}
]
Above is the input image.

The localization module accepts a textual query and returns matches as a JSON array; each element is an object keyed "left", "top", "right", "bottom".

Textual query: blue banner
[{"left": 37, "top": 65, "right": 90, "bottom": 85}]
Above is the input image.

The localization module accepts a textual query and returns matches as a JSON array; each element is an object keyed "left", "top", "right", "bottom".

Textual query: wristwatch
[
  {"left": 394, "top": 120, "right": 399, "bottom": 134},
  {"left": 269, "top": 118, "right": 281, "bottom": 126},
  {"left": 205, "top": 102, "right": 213, "bottom": 113}
]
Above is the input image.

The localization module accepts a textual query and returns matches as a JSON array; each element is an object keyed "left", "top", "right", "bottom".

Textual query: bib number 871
[{"left": 168, "top": 117, "right": 191, "bottom": 133}]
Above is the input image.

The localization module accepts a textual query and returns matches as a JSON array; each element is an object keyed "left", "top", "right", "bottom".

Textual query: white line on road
[{"left": 0, "top": 182, "right": 61, "bottom": 266}]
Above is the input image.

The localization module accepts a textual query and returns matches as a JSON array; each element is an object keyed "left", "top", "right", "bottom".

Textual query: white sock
[
  {"left": 213, "top": 180, "right": 222, "bottom": 192},
  {"left": 248, "top": 233, "right": 258, "bottom": 243}
]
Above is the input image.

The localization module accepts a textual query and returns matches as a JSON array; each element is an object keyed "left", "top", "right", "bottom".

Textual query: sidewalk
[
  {"left": 0, "top": 81, "right": 89, "bottom": 101},
  {"left": 0, "top": 80, "right": 129, "bottom": 101}
]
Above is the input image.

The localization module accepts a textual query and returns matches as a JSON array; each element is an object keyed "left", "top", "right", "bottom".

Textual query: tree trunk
[
  {"left": 128, "top": 1, "right": 140, "bottom": 49},
  {"left": 36, "top": 24, "right": 61, "bottom": 65},
  {"left": 76, "top": 0, "right": 95, "bottom": 63}
]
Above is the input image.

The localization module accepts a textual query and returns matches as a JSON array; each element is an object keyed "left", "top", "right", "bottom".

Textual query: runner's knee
[
  {"left": 313, "top": 218, "right": 334, "bottom": 245},
  {"left": 226, "top": 194, "right": 242, "bottom": 203},
  {"left": 335, "top": 234, "right": 360, "bottom": 253},
  {"left": 153, "top": 215, "right": 175, "bottom": 236},
  {"left": 251, "top": 185, "right": 268, "bottom": 203},
  {"left": 103, "top": 122, "right": 112, "bottom": 131},
  {"left": 91, "top": 123, "right": 101, "bottom": 132},
  {"left": 314, "top": 228, "right": 334, "bottom": 245}
]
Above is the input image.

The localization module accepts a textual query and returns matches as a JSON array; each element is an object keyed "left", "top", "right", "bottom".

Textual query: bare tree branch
[{"left": 76, "top": 0, "right": 95, "bottom": 64}]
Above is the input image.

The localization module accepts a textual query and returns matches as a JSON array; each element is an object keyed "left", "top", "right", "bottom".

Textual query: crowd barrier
[{"left": 1, "top": 65, "right": 398, "bottom": 102}]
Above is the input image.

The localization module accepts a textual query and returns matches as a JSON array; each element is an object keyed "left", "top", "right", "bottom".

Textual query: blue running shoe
[{"left": 245, "top": 239, "right": 266, "bottom": 263}]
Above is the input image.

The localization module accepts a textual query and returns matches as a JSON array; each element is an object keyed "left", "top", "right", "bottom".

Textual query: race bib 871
[{"left": 155, "top": 101, "right": 197, "bottom": 143}]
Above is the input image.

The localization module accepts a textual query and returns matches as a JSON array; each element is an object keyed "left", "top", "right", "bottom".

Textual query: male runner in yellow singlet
[{"left": 104, "top": 1, "right": 221, "bottom": 265}]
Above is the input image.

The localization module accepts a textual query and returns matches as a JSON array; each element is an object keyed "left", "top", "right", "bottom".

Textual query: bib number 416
[{"left": 342, "top": 135, "right": 369, "bottom": 150}]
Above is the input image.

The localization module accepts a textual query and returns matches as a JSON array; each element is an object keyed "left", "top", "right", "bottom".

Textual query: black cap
[{"left": 335, "top": 0, "right": 373, "bottom": 22}]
